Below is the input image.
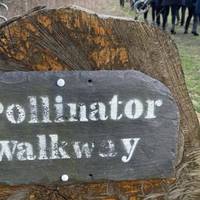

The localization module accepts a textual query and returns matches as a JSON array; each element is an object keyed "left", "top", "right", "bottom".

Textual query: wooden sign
[{"left": 0, "top": 70, "right": 179, "bottom": 185}]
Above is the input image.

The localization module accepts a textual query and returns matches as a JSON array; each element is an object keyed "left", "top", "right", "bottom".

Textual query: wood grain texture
[{"left": 0, "top": 6, "right": 199, "bottom": 200}]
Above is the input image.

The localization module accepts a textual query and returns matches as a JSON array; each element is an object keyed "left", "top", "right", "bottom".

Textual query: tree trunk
[{"left": 0, "top": 6, "right": 199, "bottom": 200}]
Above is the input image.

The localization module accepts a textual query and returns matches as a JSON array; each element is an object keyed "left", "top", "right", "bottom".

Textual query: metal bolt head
[
  {"left": 57, "top": 79, "right": 65, "bottom": 87},
  {"left": 61, "top": 174, "right": 69, "bottom": 182}
]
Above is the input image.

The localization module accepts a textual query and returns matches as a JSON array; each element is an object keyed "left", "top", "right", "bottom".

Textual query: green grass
[
  {"left": 172, "top": 28, "right": 200, "bottom": 112},
  {"left": 96, "top": 1, "right": 200, "bottom": 113}
]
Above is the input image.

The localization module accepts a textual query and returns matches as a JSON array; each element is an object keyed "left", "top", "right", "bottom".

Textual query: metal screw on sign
[
  {"left": 57, "top": 79, "right": 65, "bottom": 87},
  {"left": 61, "top": 174, "right": 69, "bottom": 182}
]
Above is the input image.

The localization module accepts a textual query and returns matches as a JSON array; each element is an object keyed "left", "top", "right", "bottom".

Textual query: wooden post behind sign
[{"left": 0, "top": 6, "right": 199, "bottom": 200}]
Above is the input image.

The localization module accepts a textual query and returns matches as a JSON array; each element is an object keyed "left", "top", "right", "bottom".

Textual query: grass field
[
  {"left": 173, "top": 32, "right": 200, "bottom": 113},
  {"left": 95, "top": 1, "right": 200, "bottom": 113}
]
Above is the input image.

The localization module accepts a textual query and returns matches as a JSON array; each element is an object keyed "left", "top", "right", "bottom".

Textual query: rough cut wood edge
[{"left": 0, "top": 6, "right": 199, "bottom": 200}]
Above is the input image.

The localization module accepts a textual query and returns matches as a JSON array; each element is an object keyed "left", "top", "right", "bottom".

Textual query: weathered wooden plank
[{"left": 0, "top": 70, "right": 179, "bottom": 185}]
